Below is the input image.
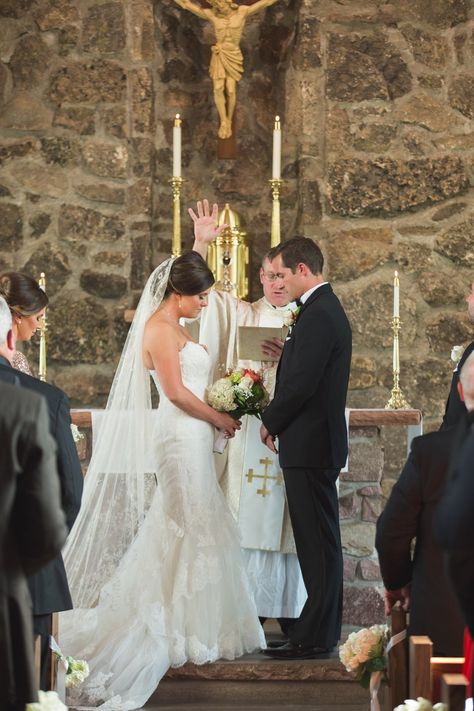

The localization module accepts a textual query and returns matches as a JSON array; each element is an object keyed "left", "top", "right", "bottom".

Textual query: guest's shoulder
[
  {"left": 410, "top": 427, "right": 456, "bottom": 460},
  {"left": 14, "top": 369, "right": 67, "bottom": 405},
  {"left": 0, "top": 380, "right": 45, "bottom": 420}
]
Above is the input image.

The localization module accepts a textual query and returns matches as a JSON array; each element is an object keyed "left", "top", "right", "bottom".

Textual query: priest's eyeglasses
[{"left": 262, "top": 272, "right": 285, "bottom": 282}]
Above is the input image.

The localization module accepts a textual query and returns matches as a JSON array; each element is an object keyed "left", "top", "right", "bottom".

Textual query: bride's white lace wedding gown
[{"left": 61, "top": 342, "right": 265, "bottom": 710}]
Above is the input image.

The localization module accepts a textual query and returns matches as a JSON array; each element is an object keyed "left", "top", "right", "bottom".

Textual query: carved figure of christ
[{"left": 171, "top": 0, "right": 279, "bottom": 139}]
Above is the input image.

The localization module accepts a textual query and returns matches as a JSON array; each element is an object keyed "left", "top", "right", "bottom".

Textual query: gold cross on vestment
[{"left": 246, "top": 457, "right": 283, "bottom": 497}]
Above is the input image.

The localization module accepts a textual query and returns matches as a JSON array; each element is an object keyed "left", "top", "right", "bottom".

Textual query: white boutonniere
[
  {"left": 283, "top": 305, "right": 301, "bottom": 330},
  {"left": 451, "top": 344, "right": 464, "bottom": 366}
]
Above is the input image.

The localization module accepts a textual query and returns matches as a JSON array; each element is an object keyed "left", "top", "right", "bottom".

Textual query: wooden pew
[{"left": 409, "top": 634, "right": 467, "bottom": 708}]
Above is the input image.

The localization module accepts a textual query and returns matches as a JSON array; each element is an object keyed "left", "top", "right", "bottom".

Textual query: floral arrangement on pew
[
  {"left": 339, "top": 624, "right": 390, "bottom": 689},
  {"left": 206, "top": 367, "right": 269, "bottom": 452},
  {"left": 394, "top": 699, "right": 447, "bottom": 711},
  {"left": 26, "top": 691, "right": 67, "bottom": 711}
]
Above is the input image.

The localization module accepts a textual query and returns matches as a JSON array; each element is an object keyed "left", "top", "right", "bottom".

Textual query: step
[{"left": 147, "top": 652, "right": 370, "bottom": 708}]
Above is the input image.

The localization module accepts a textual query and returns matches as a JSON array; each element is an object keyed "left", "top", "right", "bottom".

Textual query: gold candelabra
[
  {"left": 269, "top": 179, "right": 283, "bottom": 247},
  {"left": 38, "top": 272, "right": 47, "bottom": 382},
  {"left": 385, "top": 315, "right": 411, "bottom": 409},
  {"left": 170, "top": 177, "right": 183, "bottom": 257}
]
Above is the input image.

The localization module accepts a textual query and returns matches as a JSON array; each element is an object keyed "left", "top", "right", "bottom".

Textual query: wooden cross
[{"left": 246, "top": 457, "right": 283, "bottom": 497}]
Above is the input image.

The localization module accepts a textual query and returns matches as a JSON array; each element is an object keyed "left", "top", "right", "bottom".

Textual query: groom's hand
[{"left": 260, "top": 424, "right": 278, "bottom": 453}]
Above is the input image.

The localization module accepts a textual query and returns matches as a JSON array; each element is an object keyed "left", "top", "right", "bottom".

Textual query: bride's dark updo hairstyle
[
  {"left": 0, "top": 271, "right": 49, "bottom": 316},
  {"left": 164, "top": 251, "right": 215, "bottom": 298}
]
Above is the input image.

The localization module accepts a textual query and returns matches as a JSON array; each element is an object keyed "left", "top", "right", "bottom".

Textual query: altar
[{"left": 71, "top": 406, "right": 422, "bottom": 629}]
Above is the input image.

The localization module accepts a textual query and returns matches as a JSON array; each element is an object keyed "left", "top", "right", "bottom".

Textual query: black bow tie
[{"left": 295, "top": 298, "right": 303, "bottom": 308}]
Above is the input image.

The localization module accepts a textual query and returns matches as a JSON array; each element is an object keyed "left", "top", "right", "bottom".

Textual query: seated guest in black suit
[
  {"left": 0, "top": 381, "right": 68, "bottom": 706},
  {"left": 0, "top": 296, "right": 83, "bottom": 689},
  {"left": 434, "top": 353, "right": 474, "bottom": 664},
  {"left": 441, "top": 281, "right": 474, "bottom": 428},
  {"left": 376, "top": 386, "right": 469, "bottom": 654}
]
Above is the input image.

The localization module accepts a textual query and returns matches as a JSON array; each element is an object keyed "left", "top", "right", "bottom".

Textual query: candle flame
[
  {"left": 276, "top": 115, "right": 280, "bottom": 121},
  {"left": 394, "top": 270, "right": 398, "bottom": 278},
  {"left": 176, "top": 113, "right": 180, "bottom": 119}
]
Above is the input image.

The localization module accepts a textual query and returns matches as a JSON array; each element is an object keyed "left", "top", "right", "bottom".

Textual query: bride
[{"left": 60, "top": 207, "right": 265, "bottom": 709}]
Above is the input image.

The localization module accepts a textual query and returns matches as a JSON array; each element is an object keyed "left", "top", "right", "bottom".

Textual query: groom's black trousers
[{"left": 283, "top": 466, "right": 343, "bottom": 649}]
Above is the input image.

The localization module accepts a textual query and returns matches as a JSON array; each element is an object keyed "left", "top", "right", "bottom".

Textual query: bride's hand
[
  {"left": 189, "top": 199, "right": 227, "bottom": 247},
  {"left": 213, "top": 412, "right": 241, "bottom": 438}
]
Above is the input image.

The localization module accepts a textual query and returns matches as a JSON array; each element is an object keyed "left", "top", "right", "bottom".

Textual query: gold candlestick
[
  {"left": 38, "top": 272, "right": 47, "bottom": 382},
  {"left": 269, "top": 178, "right": 283, "bottom": 247},
  {"left": 385, "top": 315, "right": 411, "bottom": 409},
  {"left": 170, "top": 176, "right": 183, "bottom": 258}
]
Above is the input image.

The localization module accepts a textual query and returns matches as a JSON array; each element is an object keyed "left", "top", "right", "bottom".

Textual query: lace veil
[{"left": 63, "top": 258, "right": 175, "bottom": 608}]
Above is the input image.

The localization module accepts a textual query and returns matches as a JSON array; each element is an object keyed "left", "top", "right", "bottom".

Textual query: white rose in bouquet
[{"left": 394, "top": 698, "right": 447, "bottom": 711}]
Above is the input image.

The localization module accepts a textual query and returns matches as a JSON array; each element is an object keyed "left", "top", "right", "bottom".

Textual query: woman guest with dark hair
[{"left": 0, "top": 271, "right": 49, "bottom": 375}]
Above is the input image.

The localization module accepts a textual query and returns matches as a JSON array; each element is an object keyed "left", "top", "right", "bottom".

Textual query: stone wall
[{"left": 1, "top": 1, "right": 473, "bottom": 438}]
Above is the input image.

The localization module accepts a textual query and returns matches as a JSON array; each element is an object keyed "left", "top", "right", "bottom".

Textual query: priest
[{"left": 191, "top": 200, "right": 306, "bottom": 635}]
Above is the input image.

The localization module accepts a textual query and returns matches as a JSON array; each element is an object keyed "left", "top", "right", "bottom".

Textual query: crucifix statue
[{"left": 172, "top": 0, "right": 279, "bottom": 140}]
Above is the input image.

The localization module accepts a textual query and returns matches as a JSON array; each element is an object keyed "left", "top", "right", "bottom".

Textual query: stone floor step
[{"left": 147, "top": 653, "right": 369, "bottom": 708}]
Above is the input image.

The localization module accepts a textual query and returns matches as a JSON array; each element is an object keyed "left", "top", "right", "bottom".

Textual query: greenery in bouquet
[
  {"left": 64, "top": 656, "right": 90, "bottom": 688},
  {"left": 339, "top": 624, "right": 389, "bottom": 689},
  {"left": 206, "top": 368, "right": 269, "bottom": 419}
]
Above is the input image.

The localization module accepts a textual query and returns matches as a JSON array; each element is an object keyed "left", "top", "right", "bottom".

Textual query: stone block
[
  {"left": 10, "top": 34, "right": 52, "bottom": 89},
  {"left": 48, "top": 60, "right": 126, "bottom": 104},
  {"left": 0, "top": 93, "right": 52, "bottom": 130},
  {"left": 129, "top": 137, "right": 154, "bottom": 177},
  {"left": 342, "top": 585, "right": 385, "bottom": 626},
  {"left": 395, "top": 240, "right": 435, "bottom": 273},
  {"left": 362, "top": 496, "right": 383, "bottom": 523},
  {"left": 394, "top": 93, "right": 462, "bottom": 132},
  {"left": 80, "top": 270, "right": 127, "bottom": 299},
  {"left": 341, "top": 522, "right": 376, "bottom": 557},
  {"left": 400, "top": 25, "right": 448, "bottom": 69},
  {"left": 339, "top": 491, "right": 360, "bottom": 520},
  {"left": 52, "top": 367, "right": 113, "bottom": 407},
  {"left": 126, "top": 179, "right": 151, "bottom": 215},
  {"left": 0, "top": 202, "right": 22, "bottom": 249},
  {"left": 58, "top": 204, "right": 125, "bottom": 243},
  {"left": 130, "top": 233, "right": 152, "bottom": 290},
  {"left": 0, "top": 0, "right": 35, "bottom": 20},
  {"left": 396, "top": 0, "right": 469, "bottom": 28},
  {"left": 351, "top": 124, "right": 397, "bottom": 153},
  {"left": 328, "top": 157, "right": 469, "bottom": 217},
  {"left": 35, "top": 0, "right": 80, "bottom": 30},
  {"left": 348, "top": 356, "right": 377, "bottom": 391},
  {"left": 327, "top": 227, "right": 393, "bottom": 282},
  {"left": 82, "top": 142, "right": 128, "bottom": 179},
  {"left": 417, "top": 270, "right": 466, "bottom": 306},
  {"left": 41, "top": 137, "right": 81, "bottom": 167},
  {"left": 11, "top": 162, "right": 69, "bottom": 199},
  {"left": 29, "top": 213, "right": 51, "bottom": 239},
  {"left": 449, "top": 74, "right": 474, "bottom": 119},
  {"left": 435, "top": 215, "right": 474, "bottom": 267},
  {"left": 47, "top": 292, "right": 111, "bottom": 364},
  {"left": 343, "top": 555, "right": 357, "bottom": 583},
  {"left": 58, "top": 25, "right": 79, "bottom": 56},
  {"left": 94, "top": 251, "right": 128, "bottom": 267},
  {"left": 83, "top": 2, "right": 125, "bottom": 55},
  {"left": 22, "top": 242, "right": 71, "bottom": 296},
  {"left": 0, "top": 140, "right": 37, "bottom": 165},
  {"left": 75, "top": 182, "right": 125, "bottom": 205},
  {"left": 426, "top": 313, "right": 472, "bottom": 354},
  {"left": 131, "top": 67, "right": 153, "bottom": 134},
  {"left": 341, "top": 282, "right": 417, "bottom": 350},
  {"left": 102, "top": 106, "right": 128, "bottom": 139},
  {"left": 357, "top": 486, "right": 382, "bottom": 497},
  {"left": 53, "top": 107, "right": 95, "bottom": 135},
  {"left": 327, "top": 32, "right": 411, "bottom": 102},
  {"left": 357, "top": 559, "right": 381, "bottom": 582},
  {"left": 342, "top": 439, "right": 384, "bottom": 483}
]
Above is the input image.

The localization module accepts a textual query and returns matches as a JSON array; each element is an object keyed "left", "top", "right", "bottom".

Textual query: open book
[{"left": 237, "top": 325, "right": 287, "bottom": 362}]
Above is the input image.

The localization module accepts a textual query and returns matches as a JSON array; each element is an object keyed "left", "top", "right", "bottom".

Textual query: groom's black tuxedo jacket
[
  {"left": 0, "top": 355, "right": 83, "bottom": 615},
  {"left": 440, "top": 339, "right": 474, "bottom": 429},
  {"left": 262, "top": 283, "right": 352, "bottom": 469}
]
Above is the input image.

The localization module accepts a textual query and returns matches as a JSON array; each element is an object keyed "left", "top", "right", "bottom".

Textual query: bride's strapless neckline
[{"left": 180, "top": 341, "right": 208, "bottom": 353}]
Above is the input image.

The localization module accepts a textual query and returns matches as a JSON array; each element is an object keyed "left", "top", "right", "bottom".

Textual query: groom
[{"left": 260, "top": 237, "right": 352, "bottom": 659}]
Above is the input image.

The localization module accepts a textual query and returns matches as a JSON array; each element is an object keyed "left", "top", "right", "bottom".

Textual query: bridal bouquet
[
  {"left": 207, "top": 368, "right": 269, "bottom": 452},
  {"left": 339, "top": 624, "right": 389, "bottom": 688},
  {"left": 207, "top": 367, "right": 269, "bottom": 419}
]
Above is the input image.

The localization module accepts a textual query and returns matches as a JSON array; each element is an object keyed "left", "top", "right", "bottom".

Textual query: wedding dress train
[{"left": 61, "top": 342, "right": 265, "bottom": 710}]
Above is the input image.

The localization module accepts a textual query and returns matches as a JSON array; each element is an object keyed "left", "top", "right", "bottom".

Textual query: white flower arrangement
[
  {"left": 339, "top": 624, "right": 389, "bottom": 687},
  {"left": 206, "top": 368, "right": 269, "bottom": 418},
  {"left": 65, "top": 657, "right": 90, "bottom": 688},
  {"left": 451, "top": 344, "right": 464, "bottom": 365},
  {"left": 26, "top": 690, "right": 68, "bottom": 711},
  {"left": 71, "top": 423, "right": 85, "bottom": 443},
  {"left": 394, "top": 698, "right": 447, "bottom": 711}
]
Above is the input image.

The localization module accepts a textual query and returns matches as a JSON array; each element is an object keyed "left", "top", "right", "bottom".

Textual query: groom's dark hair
[
  {"left": 165, "top": 251, "right": 215, "bottom": 297},
  {"left": 267, "top": 236, "right": 324, "bottom": 275}
]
